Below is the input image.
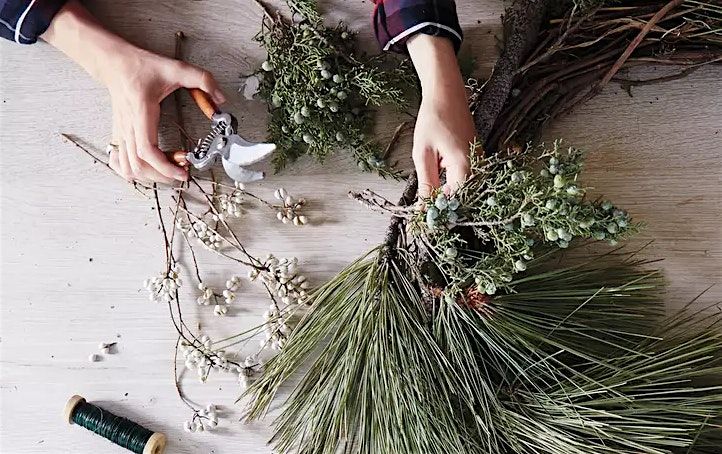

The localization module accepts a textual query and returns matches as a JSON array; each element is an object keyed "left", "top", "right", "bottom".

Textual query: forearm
[
  {"left": 407, "top": 34, "right": 467, "bottom": 101},
  {"left": 40, "top": 0, "right": 136, "bottom": 84}
]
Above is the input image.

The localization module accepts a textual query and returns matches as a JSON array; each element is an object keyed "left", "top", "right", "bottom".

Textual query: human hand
[
  {"left": 412, "top": 84, "right": 474, "bottom": 198},
  {"left": 101, "top": 47, "right": 226, "bottom": 183},
  {"left": 407, "top": 34, "right": 475, "bottom": 197},
  {"left": 42, "top": 0, "right": 226, "bottom": 184}
]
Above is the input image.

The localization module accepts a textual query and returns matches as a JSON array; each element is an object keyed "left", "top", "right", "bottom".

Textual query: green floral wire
[{"left": 71, "top": 401, "right": 154, "bottom": 453}]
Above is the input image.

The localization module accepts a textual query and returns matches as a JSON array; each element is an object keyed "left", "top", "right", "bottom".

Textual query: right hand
[
  {"left": 101, "top": 47, "right": 226, "bottom": 184},
  {"left": 411, "top": 82, "right": 474, "bottom": 198},
  {"left": 42, "top": 0, "right": 226, "bottom": 184}
]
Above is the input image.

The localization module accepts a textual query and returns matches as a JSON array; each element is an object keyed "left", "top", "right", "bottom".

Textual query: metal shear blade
[
  {"left": 222, "top": 137, "right": 276, "bottom": 182},
  {"left": 182, "top": 88, "right": 276, "bottom": 183}
]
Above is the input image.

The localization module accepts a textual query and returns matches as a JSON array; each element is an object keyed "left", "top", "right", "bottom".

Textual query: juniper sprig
[
  {"left": 412, "top": 140, "right": 639, "bottom": 299},
  {"left": 254, "top": 0, "right": 415, "bottom": 177}
]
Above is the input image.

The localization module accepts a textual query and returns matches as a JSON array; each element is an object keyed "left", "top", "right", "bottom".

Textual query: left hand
[{"left": 407, "top": 34, "right": 475, "bottom": 198}]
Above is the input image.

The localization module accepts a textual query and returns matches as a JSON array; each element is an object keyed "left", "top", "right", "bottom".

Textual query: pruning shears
[{"left": 169, "top": 88, "right": 276, "bottom": 183}]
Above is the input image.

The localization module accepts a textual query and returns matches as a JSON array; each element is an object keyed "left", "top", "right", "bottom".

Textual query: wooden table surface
[{"left": 1, "top": 1, "right": 720, "bottom": 453}]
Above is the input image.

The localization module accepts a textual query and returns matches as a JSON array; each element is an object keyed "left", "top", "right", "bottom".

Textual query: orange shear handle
[{"left": 188, "top": 88, "right": 219, "bottom": 120}]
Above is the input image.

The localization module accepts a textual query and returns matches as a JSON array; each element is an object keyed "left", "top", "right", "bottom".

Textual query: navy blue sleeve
[
  {"left": 0, "top": 0, "right": 68, "bottom": 44},
  {"left": 373, "top": 0, "right": 462, "bottom": 54}
]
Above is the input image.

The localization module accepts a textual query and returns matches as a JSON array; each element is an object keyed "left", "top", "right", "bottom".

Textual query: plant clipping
[
  {"left": 253, "top": 0, "right": 414, "bottom": 177},
  {"left": 65, "top": 0, "right": 722, "bottom": 450}
]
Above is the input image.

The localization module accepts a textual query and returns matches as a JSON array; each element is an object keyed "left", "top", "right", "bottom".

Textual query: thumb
[{"left": 177, "top": 62, "right": 227, "bottom": 105}]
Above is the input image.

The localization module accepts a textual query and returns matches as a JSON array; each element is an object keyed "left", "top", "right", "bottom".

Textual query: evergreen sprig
[
  {"left": 413, "top": 140, "right": 639, "bottom": 298},
  {"left": 254, "top": 0, "right": 415, "bottom": 177}
]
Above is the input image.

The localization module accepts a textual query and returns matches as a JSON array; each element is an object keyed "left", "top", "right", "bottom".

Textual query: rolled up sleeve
[
  {"left": 0, "top": 0, "right": 68, "bottom": 44},
  {"left": 372, "top": 0, "right": 462, "bottom": 54}
]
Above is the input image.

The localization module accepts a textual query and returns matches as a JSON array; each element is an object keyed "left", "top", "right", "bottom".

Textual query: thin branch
[
  {"left": 189, "top": 177, "right": 262, "bottom": 266},
  {"left": 383, "top": 173, "right": 418, "bottom": 251},
  {"left": 516, "top": 4, "right": 593, "bottom": 75},
  {"left": 173, "top": 31, "right": 191, "bottom": 152},
  {"left": 456, "top": 201, "right": 529, "bottom": 228},
  {"left": 61, "top": 133, "right": 113, "bottom": 171},
  {"left": 349, "top": 189, "right": 413, "bottom": 217},
  {"left": 173, "top": 204, "right": 260, "bottom": 268},
  {"left": 173, "top": 336, "right": 197, "bottom": 411},
  {"left": 598, "top": 0, "right": 686, "bottom": 88},
  {"left": 381, "top": 121, "right": 412, "bottom": 159},
  {"left": 250, "top": 0, "right": 274, "bottom": 21},
  {"left": 153, "top": 184, "right": 172, "bottom": 271},
  {"left": 614, "top": 64, "right": 703, "bottom": 95},
  {"left": 61, "top": 133, "right": 152, "bottom": 198}
]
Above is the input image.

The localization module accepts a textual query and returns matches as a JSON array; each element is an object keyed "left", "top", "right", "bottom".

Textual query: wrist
[
  {"left": 407, "top": 34, "right": 464, "bottom": 97},
  {"left": 41, "top": 0, "right": 138, "bottom": 84}
]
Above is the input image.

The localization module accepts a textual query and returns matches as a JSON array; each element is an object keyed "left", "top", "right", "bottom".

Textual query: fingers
[
  {"left": 134, "top": 102, "right": 188, "bottom": 182},
  {"left": 109, "top": 116, "right": 122, "bottom": 176},
  {"left": 108, "top": 146, "right": 121, "bottom": 175},
  {"left": 112, "top": 101, "right": 139, "bottom": 182},
  {"left": 442, "top": 152, "right": 470, "bottom": 195},
  {"left": 123, "top": 124, "right": 142, "bottom": 176},
  {"left": 110, "top": 99, "right": 183, "bottom": 185},
  {"left": 412, "top": 147, "right": 441, "bottom": 199},
  {"left": 118, "top": 139, "right": 133, "bottom": 182},
  {"left": 104, "top": 55, "right": 225, "bottom": 185},
  {"left": 176, "top": 62, "right": 226, "bottom": 105}
]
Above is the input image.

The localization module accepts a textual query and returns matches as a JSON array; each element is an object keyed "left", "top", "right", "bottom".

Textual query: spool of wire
[{"left": 63, "top": 395, "right": 166, "bottom": 454}]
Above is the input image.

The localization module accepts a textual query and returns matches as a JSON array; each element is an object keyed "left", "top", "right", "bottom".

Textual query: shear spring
[{"left": 193, "top": 120, "right": 228, "bottom": 159}]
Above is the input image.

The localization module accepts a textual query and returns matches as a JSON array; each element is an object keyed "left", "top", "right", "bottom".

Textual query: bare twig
[
  {"left": 382, "top": 121, "right": 412, "bottom": 160},
  {"left": 516, "top": 4, "right": 594, "bottom": 75},
  {"left": 614, "top": 65, "right": 703, "bottom": 95},
  {"left": 188, "top": 177, "right": 263, "bottom": 268},
  {"left": 598, "top": 0, "right": 686, "bottom": 88},
  {"left": 349, "top": 189, "right": 413, "bottom": 217},
  {"left": 153, "top": 184, "right": 172, "bottom": 271},
  {"left": 383, "top": 173, "right": 418, "bottom": 251},
  {"left": 173, "top": 337, "right": 197, "bottom": 411},
  {"left": 250, "top": 0, "right": 274, "bottom": 21},
  {"left": 174, "top": 31, "right": 191, "bottom": 152},
  {"left": 61, "top": 133, "right": 152, "bottom": 197},
  {"left": 174, "top": 201, "right": 259, "bottom": 268},
  {"left": 61, "top": 133, "right": 112, "bottom": 171}
]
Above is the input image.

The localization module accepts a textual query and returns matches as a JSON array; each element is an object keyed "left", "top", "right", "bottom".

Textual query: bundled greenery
[
  {"left": 254, "top": 0, "right": 414, "bottom": 176},
  {"left": 411, "top": 141, "right": 637, "bottom": 298},
  {"left": 243, "top": 143, "right": 722, "bottom": 453}
]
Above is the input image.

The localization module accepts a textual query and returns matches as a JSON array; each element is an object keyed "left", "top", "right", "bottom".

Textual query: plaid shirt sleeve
[
  {"left": 372, "top": 0, "right": 462, "bottom": 54},
  {"left": 0, "top": 0, "right": 67, "bottom": 44}
]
